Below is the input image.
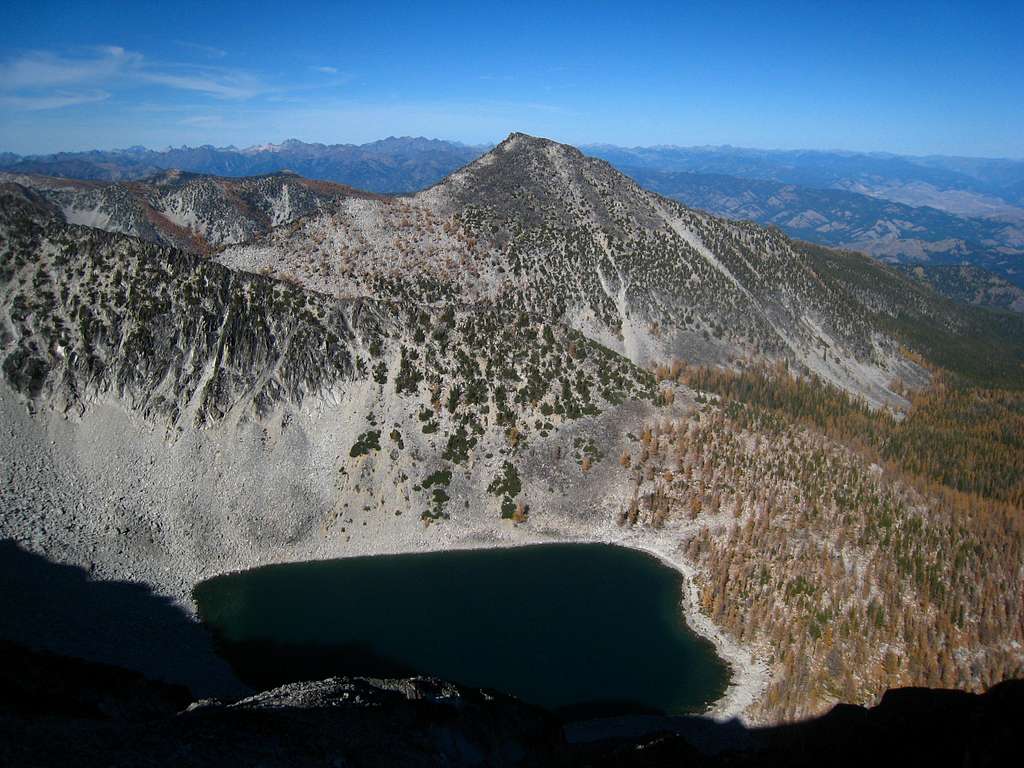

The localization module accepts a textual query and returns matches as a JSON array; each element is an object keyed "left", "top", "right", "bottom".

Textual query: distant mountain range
[
  {"left": 3, "top": 136, "right": 1024, "bottom": 294},
  {"left": 583, "top": 145, "right": 1024, "bottom": 290},
  {"left": 583, "top": 144, "right": 1024, "bottom": 214},
  {"left": 0, "top": 137, "right": 486, "bottom": 194}
]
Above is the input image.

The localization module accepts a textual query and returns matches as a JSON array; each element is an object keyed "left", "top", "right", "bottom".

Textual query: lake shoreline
[
  {"left": 187, "top": 525, "right": 770, "bottom": 724},
  {"left": 194, "top": 542, "right": 731, "bottom": 718},
  {"left": 2, "top": 372, "right": 774, "bottom": 722},
  {"left": 439, "top": 532, "right": 771, "bottom": 724}
]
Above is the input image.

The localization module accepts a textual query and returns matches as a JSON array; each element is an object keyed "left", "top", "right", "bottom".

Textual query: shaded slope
[
  {"left": 0, "top": 542, "right": 241, "bottom": 698},
  {"left": 1, "top": 641, "right": 1020, "bottom": 768}
]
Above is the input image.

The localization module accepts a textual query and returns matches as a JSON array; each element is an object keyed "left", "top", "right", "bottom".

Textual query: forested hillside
[{"left": 617, "top": 360, "right": 1024, "bottom": 719}]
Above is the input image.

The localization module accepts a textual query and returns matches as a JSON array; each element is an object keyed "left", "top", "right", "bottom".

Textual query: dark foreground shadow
[
  {"left": 0, "top": 540, "right": 246, "bottom": 698},
  {"left": 0, "top": 632, "right": 1019, "bottom": 767},
  {"left": 568, "top": 680, "right": 1022, "bottom": 767}
]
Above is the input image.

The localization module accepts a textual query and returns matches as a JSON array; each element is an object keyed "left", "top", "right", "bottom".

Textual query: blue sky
[{"left": 1, "top": 0, "right": 1021, "bottom": 157}]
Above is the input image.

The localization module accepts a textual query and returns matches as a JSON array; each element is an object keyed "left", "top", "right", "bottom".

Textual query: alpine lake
[{"left": 193, "top": 543, "right": 729, "bottom": 719}]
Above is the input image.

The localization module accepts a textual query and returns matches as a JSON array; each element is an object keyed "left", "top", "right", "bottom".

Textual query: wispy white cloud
[
  {"left": 139, "top": 69, "right": 264, "bottom": 99},
  {"left": 0, "top": 46, "right": 270, "bottom": 110},
  {"left": 311, "top": 65, "right": 338, "bottom": 74},
  {"left": 179, "top": 114, "right": 224, "bottom": 127},
  {"left": 0, "top": 47, "right": 140, "bottom": 90},
  {"left": 0, "top": 90, "right": 110, "bottom": 111}
]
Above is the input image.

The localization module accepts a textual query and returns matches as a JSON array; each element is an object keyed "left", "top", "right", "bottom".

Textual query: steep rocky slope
[
  {"left": 614, "top": 165, "right": 1024, "bottom": 290},
  {"left": 799, "top": 241, "right": 1024, "bottom": 388},
  {"left": 0, "top": 169, "right": 380, "bottom": 254},
  {"left": 0, "top": 200, "right": 653, "bottom": 526},
  {"left": 223, "top": 133, "right": 924, "bottom": 407}
]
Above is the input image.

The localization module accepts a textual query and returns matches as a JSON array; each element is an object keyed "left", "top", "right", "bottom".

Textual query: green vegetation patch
[
  {"left": 349, "top": 429, "right": 381, "bottom": 458},
  {"left": 488, "top": 460, "right": 523, "bottom": 519},
  {"left": 422, "top": 468, "right": 452, "bottom": 488}
]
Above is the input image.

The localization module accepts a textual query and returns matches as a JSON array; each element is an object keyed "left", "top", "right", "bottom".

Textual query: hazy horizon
[{"left": 4, "top": 132, "right": 1024, "bottom": 164}]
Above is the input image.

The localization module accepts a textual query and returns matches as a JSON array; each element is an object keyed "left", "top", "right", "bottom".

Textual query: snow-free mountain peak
[{"left": 218, "top": 133, "right": 925, "bottom": 406}]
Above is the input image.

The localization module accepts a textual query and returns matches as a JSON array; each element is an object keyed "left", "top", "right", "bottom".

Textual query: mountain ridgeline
[
  {"left": 0, "top": 137, "right": 485, "bottom": 193},
  {"left": 7, "top": 136, "right": 1024, "bottom": 298},
  {"left": 0, "top": 170, "right": 382, "bottom": 254}
]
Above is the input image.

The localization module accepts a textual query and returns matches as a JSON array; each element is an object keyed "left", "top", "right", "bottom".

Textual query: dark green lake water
[{"left": 193, "top": 543, "right": 729, "bottom": 718}]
